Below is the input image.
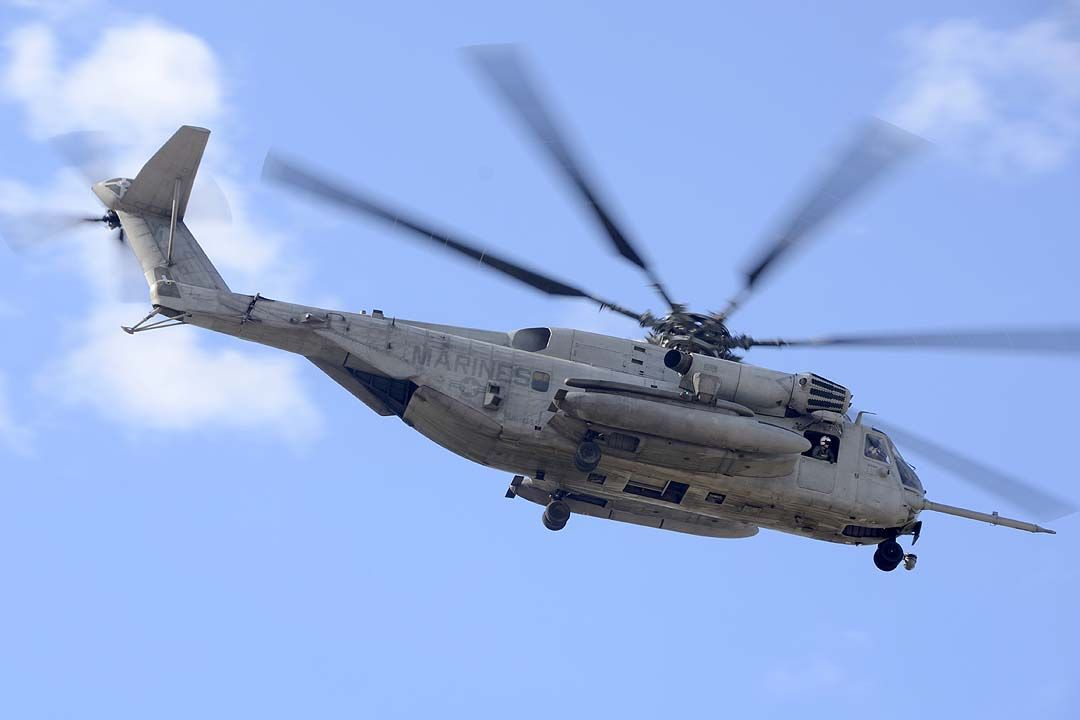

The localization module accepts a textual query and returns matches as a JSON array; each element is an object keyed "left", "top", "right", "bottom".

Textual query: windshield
[{"left": 888, "top": 439, "right": 924, "bottom": 493}]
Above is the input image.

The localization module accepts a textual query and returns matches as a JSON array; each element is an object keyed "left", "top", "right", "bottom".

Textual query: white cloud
[
  {"left": 4, "top": 20, "right": 222, "bottom": 145},
  {"left": 1, "top": 14, "right": 322, "bottom": 442},
  {"left": 43, "top": 304, "right": 321, "bottom": 444},
  {"left": 0, "top": 371, "right": 33, "bottom": 454},
  {"left": 886, "top": 13, "right": 1080, "bottom": 174}
]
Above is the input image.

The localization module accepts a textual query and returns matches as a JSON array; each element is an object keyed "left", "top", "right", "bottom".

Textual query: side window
[
  {"left": 864, "top": 434, "right": 890, "bottom": 464},
  {"left": 531, "top": 371, "right": 551, "bottom": 392},
  {"left": 802, "top": 431, "right": 839, "bottom": 463}
]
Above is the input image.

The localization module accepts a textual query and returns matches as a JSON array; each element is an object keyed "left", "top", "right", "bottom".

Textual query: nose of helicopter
[{"left": 875, "top": 432, "right": 925, "bottom": 495}]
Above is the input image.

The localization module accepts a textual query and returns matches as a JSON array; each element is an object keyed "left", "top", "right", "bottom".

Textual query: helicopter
[{"left": 50, "top": 46, "right": 1078, "bottom": 573}]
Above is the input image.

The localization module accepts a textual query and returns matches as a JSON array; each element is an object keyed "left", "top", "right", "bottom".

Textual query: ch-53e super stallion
[{"left": 60, "top": 48, "right": 1077, "bottom": 573}]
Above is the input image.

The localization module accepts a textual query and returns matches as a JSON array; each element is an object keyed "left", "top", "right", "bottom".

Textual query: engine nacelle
[{"left": 663, "top": 349, "right": 852, "bottom": 417}]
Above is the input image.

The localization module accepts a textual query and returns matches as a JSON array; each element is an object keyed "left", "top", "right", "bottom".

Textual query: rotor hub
[{"left": 647, "top": 311, "right": 741, "bottom": 360}]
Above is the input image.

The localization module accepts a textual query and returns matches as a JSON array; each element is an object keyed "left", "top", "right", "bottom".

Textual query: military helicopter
[{"left": 51, "top": 47, "right": 1078, "bottom": 572}]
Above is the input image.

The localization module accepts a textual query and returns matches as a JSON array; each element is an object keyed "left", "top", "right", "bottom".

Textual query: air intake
[{"left": 789, "top": 373, "right": 852, "bottom": 416}]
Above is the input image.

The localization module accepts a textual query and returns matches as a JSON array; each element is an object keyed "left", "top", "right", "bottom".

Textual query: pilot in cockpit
[{"left": 865, "top": 434, "right": 890, "bottom": 462}]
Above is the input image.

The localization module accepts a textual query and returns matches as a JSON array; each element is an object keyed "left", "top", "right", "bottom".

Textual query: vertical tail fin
[
  {"left": 123, "top": 125, "right": 208, "bottom": 219},
  {"left": 99, "top": 125, "right": 230, "bottom": 294}
]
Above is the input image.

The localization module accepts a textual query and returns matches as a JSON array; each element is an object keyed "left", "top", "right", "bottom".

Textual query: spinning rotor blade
[
  {"left": 50, "top": 130, "right": 233, "bottom": 225},
  {"left": 263, "top": 153, "right": 645, "bottom": 322},
  {"left": 875, "top": 421, "right": 1076, "bottom": 521},
  {"left": 468, "top": 44, "right": 678, "bottom": 311},
  {"left": 737, "top": 327, "right": 1080, "bottom": 354},
  {"left": 1, "top": 212, "right": 145, "bottom": 301},
  {"left": 721, "top": 119, "right": 924, "bottom": 319},
  {"left": 0, "top": 212, "right": 106, "bottom": 253}
]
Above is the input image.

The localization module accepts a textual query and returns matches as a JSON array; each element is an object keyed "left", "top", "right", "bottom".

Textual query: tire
[
  {"left": 573, "top": 440, "right": 602, "bottom": 473},
  {"left": 873, "top": 552, "right": 901, "bottom": 572},
  {"left": 873, "top": 539, "right": 904, "bottom": 572},
  {"left": 543, "top": 500, "right": 571, "bottom": 531}
]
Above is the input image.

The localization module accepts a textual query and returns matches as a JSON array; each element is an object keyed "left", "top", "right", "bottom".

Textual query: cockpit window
[
  {"left": 888, "top": 440, "right": 924, "bottom": 492},
  {"left": 864, "top": 434, "right": 890, "bottom": 464}
]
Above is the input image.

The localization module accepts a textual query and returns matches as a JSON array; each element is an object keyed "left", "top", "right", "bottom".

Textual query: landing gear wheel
[
  {"left": 873, "top": 539, "right": 904, "bottom": 572},
  {"left": 573, "top": 440, "right": 602, "bottom": 473},
  {"left": 543, "top": 499, "right": 571, "bottom": 531}
]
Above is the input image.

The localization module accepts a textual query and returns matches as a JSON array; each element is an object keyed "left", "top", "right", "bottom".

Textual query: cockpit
[
  {"left": 890, "top": 440, "right": 924, "bottom": 493},
  {"left": 865, "top": 429, "right": 924, "bottom": 493}
]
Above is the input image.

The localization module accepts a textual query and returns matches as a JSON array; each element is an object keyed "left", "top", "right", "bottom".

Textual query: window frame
[
  {"left": 802, "top": 430, "right": 839, "bottom": 464},
  {"left": 863, "top": 432, "right": 891, "bottom": 465},
  {"left": 530, "top": 370, "right": 551, "bottom": 392}
]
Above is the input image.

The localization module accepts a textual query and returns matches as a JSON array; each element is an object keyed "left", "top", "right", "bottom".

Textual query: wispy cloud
[
  {"left": 886, "top": 11, "right": 1080, "bottom": 174},
  {"left": 0, "top": 10, "right": 322, "bottom": 442},
  {"left": 3, "top": 20, "right": 222, "bottom": 145},
  {"left": 760, "top": 656, "right": 848, "bottom": 697}
]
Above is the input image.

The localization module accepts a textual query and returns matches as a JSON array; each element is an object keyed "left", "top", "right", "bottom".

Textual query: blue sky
[{"left": 1, "top": 1, "right": 1078, "bottom": 717}]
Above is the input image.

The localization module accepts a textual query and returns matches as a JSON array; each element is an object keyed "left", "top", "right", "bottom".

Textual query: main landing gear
[
  {"left": 539, "top": 436, "right": 601, "bottom": 531},
  {"left": 543, "top": 498, "right": 571, "bottom": 531},
  {"left": 573, "top": 439, "right": 602, "bottom": 473},
  {"left": 873, "top": 538, "right": 918, "bottom": 572}
]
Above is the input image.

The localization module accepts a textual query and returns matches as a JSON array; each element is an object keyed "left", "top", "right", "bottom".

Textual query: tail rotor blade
[
  {"left": 186, "top": 174, "right": 233, "bottom": 226},
  {"left": 1, "top": 212, "right": 105, "bottom": 253},
  {"left": 108, "top": 227, "right": 146, "bottom": 302},
  {"left": 50, "top": 130, "right": 233, "bottom": 225}
]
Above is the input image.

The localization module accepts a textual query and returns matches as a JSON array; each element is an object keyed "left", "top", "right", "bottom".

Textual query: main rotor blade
[
  {"left": 262, "top": 153, "right": 645, "bottom": 322},
  {"left": 467, "top": 44, "right": 677, "bottom": 311},
  {"left": 738, "top": 327, "right": 1080, "bottom": 354},
  {"left": 874, "top": 421, "right": 1076, "bottom": 521},
  {"left": 721, "top": 119, "right": 924, "bottom": 319}
]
